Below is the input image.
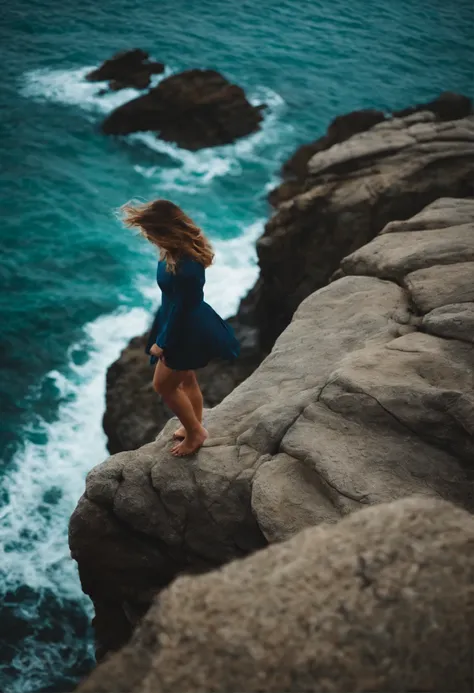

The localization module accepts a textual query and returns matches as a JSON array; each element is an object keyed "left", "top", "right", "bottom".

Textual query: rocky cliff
[
  {"left": 104, "top": 105, "right": 474, "bottom": 453},
  {"left": 70, "top": 193, "right": 474, "bottom": 667}
]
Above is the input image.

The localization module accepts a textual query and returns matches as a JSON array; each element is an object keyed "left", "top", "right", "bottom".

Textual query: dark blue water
[{"left": 1, "top": 0, "right": 473, "bottom": 690}]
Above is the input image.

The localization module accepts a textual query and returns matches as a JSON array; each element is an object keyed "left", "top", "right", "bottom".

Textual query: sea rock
[
  {"left": 86, "top": 49, "right": 165, "bottom": 91},
  {"left": 76, "top": 496, "right": 474, "bottom": 693},
  {"left": 70, "top": 197, "right": 474, "bottom": 660},
  {"left": 101, "top": 69, "right": 265, "bottom": 150}
]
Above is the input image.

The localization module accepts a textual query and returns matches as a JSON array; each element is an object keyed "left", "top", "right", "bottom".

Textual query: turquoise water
[{"left": 1, "top": 0, "right": 473, "bottom": 690}]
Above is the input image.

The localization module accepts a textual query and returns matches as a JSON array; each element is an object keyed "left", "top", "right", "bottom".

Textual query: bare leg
[
  {"left": 173, "top": 371, "right": 203, "bottom": 439},
  {"left": 153, "top": 361, "right": 207, "bottom": 456}
]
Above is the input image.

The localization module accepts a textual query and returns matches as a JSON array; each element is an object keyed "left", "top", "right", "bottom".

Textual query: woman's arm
[{"left": 145, "top": 305, "right": 163, "bottom": 355}]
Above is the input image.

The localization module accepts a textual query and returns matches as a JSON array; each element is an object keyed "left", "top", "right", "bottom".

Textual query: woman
[{"left": 121, "top": 199, "right": 240, "bottom": 457}]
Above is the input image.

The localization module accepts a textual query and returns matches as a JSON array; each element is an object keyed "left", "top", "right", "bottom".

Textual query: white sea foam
[
  {"left": 0, "top": 307, "right": 149, "bottom": 599},
  {"left": 131, "top": 85, "right": 292, "bottom": 190},
  {"left": 20, "top": 64, "right": 171, "bottom": 115},
  {"left": 205, "top": 218, "right": 263, "bottom": 316}
]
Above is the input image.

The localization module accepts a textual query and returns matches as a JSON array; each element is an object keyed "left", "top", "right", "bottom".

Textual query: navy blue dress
[{"left": 145, "top": 256, "right": 240, "bottom": 370}]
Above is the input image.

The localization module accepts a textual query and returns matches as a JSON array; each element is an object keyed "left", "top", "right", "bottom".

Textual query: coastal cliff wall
[{"left": 70, "top": 102, "right": 474, "bottom": 690}]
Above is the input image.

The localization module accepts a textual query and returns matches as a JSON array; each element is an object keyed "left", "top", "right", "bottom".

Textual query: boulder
[
  {"left": 70, "top": 197, "right": 474, "bottom": 660},
  {"left": 76, "top": 496, "right": 474, "bottom": 693},
  {"left": 86, "top": 49, "right": 165, "bottom": 91},
  {"left": 101, "top": 69, "right": 265, "bottom": 150}
]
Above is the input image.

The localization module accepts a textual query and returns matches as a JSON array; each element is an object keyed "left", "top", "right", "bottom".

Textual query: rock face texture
[
  {"left": 101, "top": 69, "right": 265, "bottom": 149},
  {"left": 86, "top": 49, "right": 165, "bottom": 91},
  {"left": 103, "top": 108, "right": 474, "bottom": 453},
  {"left": 76, "top": 496, "right": 474, "bottom": 693},
  {"left": 269, "top": 108, "right": 386, "bottom": 206},
  {"left": 270, "top": 92, "right": 472, "bottom": 207},
  {"left": 70, "top": 197, "right": 474, "bottom": 662}
]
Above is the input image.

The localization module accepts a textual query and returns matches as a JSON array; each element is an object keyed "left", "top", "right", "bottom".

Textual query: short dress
[{"left": 145, "top": 256, "right": 240, "bottom": 370}]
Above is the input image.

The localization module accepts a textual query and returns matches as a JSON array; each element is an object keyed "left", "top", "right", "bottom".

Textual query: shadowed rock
[
  {"left": 392, "top": 91, "right": 472, "bottom": 121},
  {"left": 76, "top": 496, "right": 474, "bottom": 693},
  {"left": 86, "top": 49, "right": 165, "bottom": 91},
  {"left": 270, "top": 108, "right": 386, "bottom": 204},
  {"left": 101, "top": 69, "right": 265, "bottom": 150}
]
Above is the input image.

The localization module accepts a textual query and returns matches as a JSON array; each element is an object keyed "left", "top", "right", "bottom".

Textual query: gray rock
[
  {"left": 270, "top": 93, "right": 472, "bottom": 207},
  {"left": 423, "top": 303, "right": 474, "bottom": 344},
  {"left": 341, "top": 222, "right": 474, "bottom": 280},
  {"left": 405, "top": 262, "right": 474, "bottom": 313},
  {"left": 380, "top": 196, "right": 474, "bottom": 233},
  {"left": 76, "top": 496, "right": 474, "bottom": 693}
]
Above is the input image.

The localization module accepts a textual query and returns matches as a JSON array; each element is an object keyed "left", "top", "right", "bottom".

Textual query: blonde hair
[{"left": 121, "top": 199, "right": 214, "bottom": 272}]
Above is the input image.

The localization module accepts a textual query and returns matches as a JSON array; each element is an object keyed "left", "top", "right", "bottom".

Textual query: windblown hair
[{"left": 121, "top": 199, "right": 214, "bottom": 272}]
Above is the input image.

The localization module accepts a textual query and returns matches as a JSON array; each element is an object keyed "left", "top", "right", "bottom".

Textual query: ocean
[{"left": 0, "top": 0, "right": 472, "bottom": 690}]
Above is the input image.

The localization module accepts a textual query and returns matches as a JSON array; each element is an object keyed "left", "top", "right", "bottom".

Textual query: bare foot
[
  {"left": 172, "top": 425, "right": 186, "bottom": 440},
  {"left": 170, "top": 438, "right": 182, "bottom": 454},
  {"left": 171, "top": 426, "right": 208, "bottom": 457}
]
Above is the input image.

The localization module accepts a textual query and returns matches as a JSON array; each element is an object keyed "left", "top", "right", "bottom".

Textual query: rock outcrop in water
[
  {"left": 103, "top": 105, "right": 474, "bottom": 453},
  {"left": 101, "top": 69, "right": 265, "bottom": 149},
  {"left": 86, "top": 49, "right": 165, "bottom": 91},
  {"left": 76, "top": 496, "right": 474, "bottom": 693},
  {"left": 70, "top": 194, "right": 474, "bottom": 665}
]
